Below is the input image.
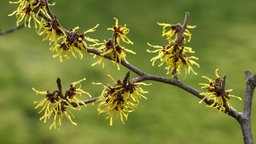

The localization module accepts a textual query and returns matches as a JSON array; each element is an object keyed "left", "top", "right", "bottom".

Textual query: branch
[
  {"left": 0, "top": 23, "right": 24, "bottom": 36},
  {"left": 71, "top": 97, "right": 99, "bottom": 107},
  {"left": 243, "top": 71, "right": 255, "bottom": 117},
  {"left": 0, "top": 10, "right": 52, "bottom": 36},
  {"left": 8, "top": 2, "right": 253, "bottom": 142},
  {"left": 237, "top": 71, "right": 256, "bottom": 144},
  {"left": 56, "top": 77, "right": 64, "bottom": 98},
  {"left": 177, "top": 12, "right": 189, "bottom": 44},
  {"left": 86, "top": 13, "right": 240, "bottom": 120},
  {"left": 49, "top": 9, "right": 253, "bottom": 143},
  {"left": 1, "top": 0, "right": 54, "bottom": 36},
  {"left": 44, "top": 0, "right": 55, "bottom": 19},
  {"left": 171, "top": 12, "right": 190, "bottom": 78},
  {"left": 89, "top": 47, "right": 241, "bottom": 118},
  {"left": 87, "top": 48, "right": 146, "bottom": 76},
  {"left": 33, "top": 6, "right": 243, "bottom": 124}
]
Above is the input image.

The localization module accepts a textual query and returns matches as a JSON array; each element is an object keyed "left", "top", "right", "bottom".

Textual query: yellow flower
[
  {"left": 147, "top": 21, "right": 198, "bottom": 79},
  {"left": 94, "top": 72, "right": 149, "bottom": 126},
  {"left": 37, "top": 18, "right": 99, "bottom": 62},
  {"left": 92, "top": 18, "right": 135, "bottom": 69},
  {"left": 184, "top": 25, "right": 196, "bottom": 43},
  {"left": 92, "top": 39, "right": 135, "bottom": 69},
  {"left": 157, "top": 22, "right": 196, "bottom": 44},
  {"left": 108, "top": 17, "right": 133, "bottom": 45},
  {"left": 65, "top": 78, "right": 92, "bottom": 108},
  {"left": 147, "top": 43, "right": 199, "bottom": 78},
  {"left": 199, "top": 69, "right": 241, "bottom": 112},
  {"left": 8, "top": 0, "right": 53, "bottom": 28},
  {"left": 33, "top": 78, "right": 91, "bottom": 129},
  {"left": 52, "top": 25, "right": 99, "bottom": 62},
  {"left": 37, "top": 18, "right": 66, "bottom": 45}
]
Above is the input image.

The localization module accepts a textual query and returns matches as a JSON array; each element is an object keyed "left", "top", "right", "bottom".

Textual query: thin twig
[
  {"left": 221, "top": 75, "right": 230, "bottom": 112},
  {"left": 0, "top": 23, "right": 24, "bottom": 36},
  {"left": 87, "top": 48, "right": 145, "bottom": 76},
  {"left": 171, "top": 12, "right": 190, "bottom": 78},
  {"left": 176, "top": 12, "right": 189, "bottom": 44},
  {"left": 56, "top": 77, "right": 64, "bottom": 98},
  {"left": 44, "top": 0, "right": 55, "bottom": 19},
  {"left": 71, "top": 97, "right": 99, "bottom": 107}
]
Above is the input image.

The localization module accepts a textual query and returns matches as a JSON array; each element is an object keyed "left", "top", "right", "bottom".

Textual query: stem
[
  {"left": 238, "top": 71, "right": 255, "bottom": 144},
  {"left": 56, "top": 77, "right": 64, "bottom": 98},
  {"left": 0, "top": 23, "right": 24, "bottom": 36},
  {"left": 221, "top": 75, "right": 231, "bottom": 112},
  {"left": 171, "top": 12, "right": 190, "bottom": 79},
  {"left": 88, "top": 48, "right": 146, "bottom": 76},
  {"left": 134, "top": 73, "right": 201, "bottom": 97},
  {"left": 44, "top": 0, "right": 55, "bottom": 19},
  {"left": 71, "top": 97, "right": 99, "bottom": 107},
  {"left": 176, "top": 12, "right": 189, "bottom": 44}
]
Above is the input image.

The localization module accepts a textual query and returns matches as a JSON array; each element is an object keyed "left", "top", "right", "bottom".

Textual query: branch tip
[{"left": 245, "top": 71, "right": 251, "bottom": 80}]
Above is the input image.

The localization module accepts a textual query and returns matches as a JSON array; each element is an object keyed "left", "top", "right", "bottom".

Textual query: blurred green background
[{"left": 1, "top": 0, "right": 256, "bottom": 143}]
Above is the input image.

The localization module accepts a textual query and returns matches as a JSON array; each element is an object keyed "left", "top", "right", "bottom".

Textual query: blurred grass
[{"left": 1, "top": 0, "right": 256, "bottom": 143}]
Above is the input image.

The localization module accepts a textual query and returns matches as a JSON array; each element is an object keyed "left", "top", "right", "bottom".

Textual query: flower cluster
[
  {"left": 8, "top": 0, "right": 52, "bottom": 28},
  {"left": 9, "top": 0, "right": 99, "bottom": 62},
  {"left": 33, "top": 78, "right": 91, "bottom": 129},
  {"left": 94, "top": 72, "right": 149, "bottom": 126},
  {"left": 92, "top": 18, "right": 135, "bottom": 69},
  {"left": 199, "top": 69, "right": 241, "bottom": 112},
  {"left": 147, "top": 22, "right": 199, "bottom": 78},
  {"left": 44, "top": 24, "right": 99, "bottom": 62},
  {"left": 35, "top": 14, "right": 99, "bottom": 62}
]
